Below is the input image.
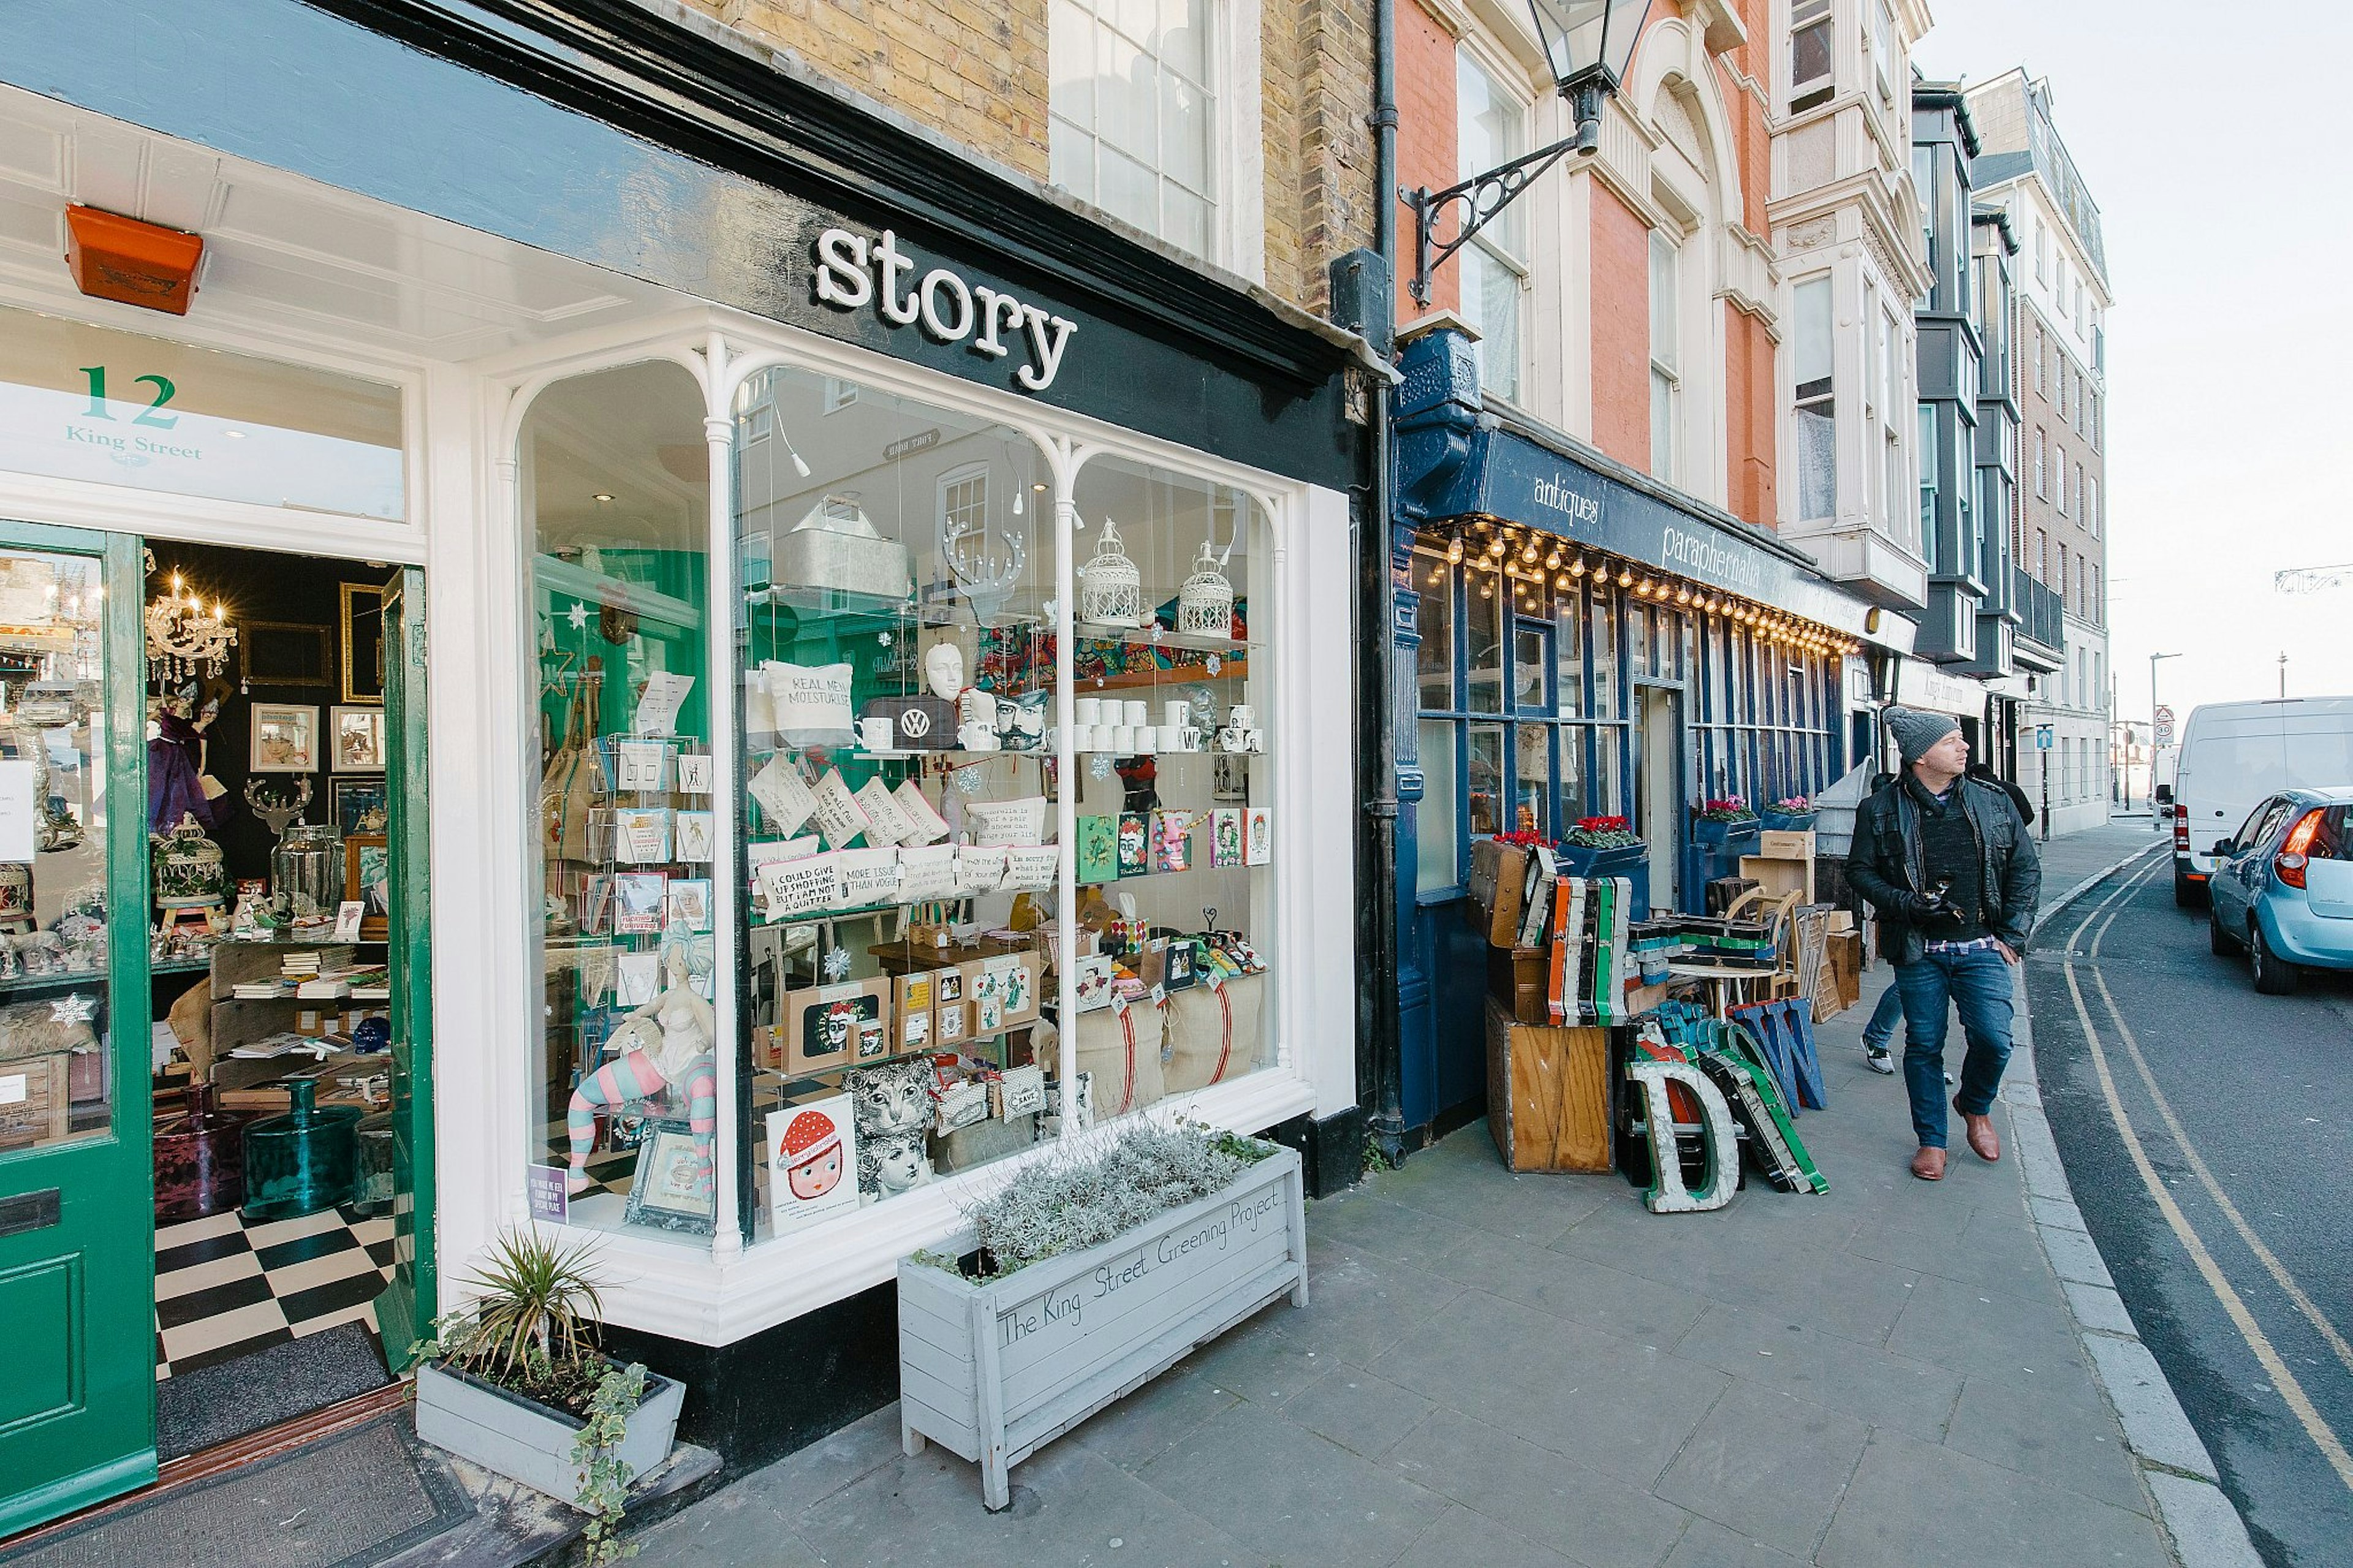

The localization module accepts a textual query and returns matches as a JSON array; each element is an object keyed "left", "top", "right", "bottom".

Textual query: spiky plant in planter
[{"left": 937, "top": 1119, "right": 1274, "bottom": 1281}]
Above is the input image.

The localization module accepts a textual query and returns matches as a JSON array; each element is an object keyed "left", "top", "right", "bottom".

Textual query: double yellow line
[{"left": 2058, "top": 857, "right": 2353, "bottom": 1494}]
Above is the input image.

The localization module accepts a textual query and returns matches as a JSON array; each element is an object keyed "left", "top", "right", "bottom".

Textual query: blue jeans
[
  {"left": 1861, "top": 980, "right": 1904, "bottom": 1050},
  {"left": 1894, "top": 947, "right": 2017, "bottom": 1149}
]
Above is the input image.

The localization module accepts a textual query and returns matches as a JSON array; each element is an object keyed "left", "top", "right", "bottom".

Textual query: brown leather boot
[
  {"left": 1911, "top": 1145, "right": 1946, "bottom": 1181},
  {"left": 1955, "top": 1099, "right": 2001, "bottom": 1162}
]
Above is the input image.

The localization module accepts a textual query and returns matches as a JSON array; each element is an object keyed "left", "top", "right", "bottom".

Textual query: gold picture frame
[{"left": 339, "top": 581, "right": 386, "bottom": 704}]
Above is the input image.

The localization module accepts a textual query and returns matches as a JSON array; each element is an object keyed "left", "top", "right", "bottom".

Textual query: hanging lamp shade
[
  {"left": 1077, "top": 517, "right": 1144, "bottom": 628},
  {"left": 1526, "top": 0, "right": 1654, "bottom": 148},
  {"left": 1175, "top": 539, "right": 1235, "bottom": 638}
]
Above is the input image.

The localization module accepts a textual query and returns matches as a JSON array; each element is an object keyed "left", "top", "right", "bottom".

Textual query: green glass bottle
[{"left": 241, "top": 1077, "right": 363, "bottom": 1221}]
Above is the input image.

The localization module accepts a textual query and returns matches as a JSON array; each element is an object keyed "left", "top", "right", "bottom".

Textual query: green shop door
[
  {"left": 0, "top": 528, "right": 155, "bottom": 1536},
  {"left": 374, "top": 566, "right": 434, "bottom": 1367}
]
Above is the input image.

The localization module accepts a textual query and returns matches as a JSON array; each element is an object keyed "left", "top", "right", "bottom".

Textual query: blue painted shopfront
[{"left": 1389, "top": 326, "right": 1884, "bottom": 1136}]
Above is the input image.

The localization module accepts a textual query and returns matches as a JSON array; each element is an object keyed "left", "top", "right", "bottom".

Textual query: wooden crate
[
  {"left": 1737, "top": 854, "right": 1813, "bottom": 906},
  {"left": 1757, "top": 830, "right": 1816, "bottom": 862},
  {"left": 1483, "top": 999, "right": 1612, "bottom": 1173},
  {"left": 0, "top": 1050, "right": 70, "bottom": 1149}
]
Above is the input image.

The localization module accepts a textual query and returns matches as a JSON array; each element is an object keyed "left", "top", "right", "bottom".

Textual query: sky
[{"left": 1912, "top": 2, "right": 2353, "bottom": 729}]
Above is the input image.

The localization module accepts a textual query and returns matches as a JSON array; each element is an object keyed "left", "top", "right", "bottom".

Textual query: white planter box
[
  {"left": 897, "top": 1145, "right": 1308, "bottom": 1509},
  {"left": 414, "top": 1360, "right": 686, "bottom": 1506}
]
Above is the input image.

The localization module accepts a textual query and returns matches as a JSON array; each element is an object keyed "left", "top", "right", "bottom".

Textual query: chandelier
[{"left": 146, "top": 555, "right": 238, "bottom": 688}]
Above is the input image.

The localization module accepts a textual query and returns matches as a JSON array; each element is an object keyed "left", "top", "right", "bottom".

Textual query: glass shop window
[
  {"left": 1415, "top": 550, "right": 1455, "bottom": 710},
  {"left": 1416, "top": 719, "right": 1460, "bottom": 892},
  {"left": 1514, "top": 727, "right": 1551, "bottom": 838},
  {"left": 1626, "top": 605, "right": 1650, "bottom": 681},
  {"left": 1554, "top": 589, "right": 1585, "bottom": 719},
  {"left": 524, "top": 360, "right": 715, "bottom": 1244},
  {"left": 0, "top": 302, "right": 404, "bottom": 520},
  {"left": 1590, "top": 593, "right": 1620, "bottom": 722},
  {"left": 1465, "top": 562, "right": 1503, "bottom": 713},
  {"left": 1466, "top": 724, "right": 1505, "bottom": 836}
]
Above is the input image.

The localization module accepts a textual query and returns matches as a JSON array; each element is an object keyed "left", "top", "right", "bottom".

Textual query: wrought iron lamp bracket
[{"left": 1404, "top": 134, "right": 1585, "bottom": 310}]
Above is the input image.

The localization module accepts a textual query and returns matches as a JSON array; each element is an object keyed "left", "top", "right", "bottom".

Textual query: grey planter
[
  {"left": 414, "top": 1359, "right": 685, "bottom": 1506},
  {"left": 898, "top": 1145, "right": 1307, "bottom": 1509}
]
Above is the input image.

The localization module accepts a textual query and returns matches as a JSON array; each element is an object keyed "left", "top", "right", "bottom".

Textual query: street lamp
[{"left": 1405, "top": 0, "right": 1654, "bottom": 308}]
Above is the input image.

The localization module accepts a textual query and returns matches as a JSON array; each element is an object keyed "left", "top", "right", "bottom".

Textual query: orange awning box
[{"left": 66, "top": 205, "right": 203, "bottom": 315}]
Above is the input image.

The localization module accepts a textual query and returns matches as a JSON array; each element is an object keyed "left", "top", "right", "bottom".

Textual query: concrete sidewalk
[{"left": 626, "top": 843, "right": 2187, "bottom": 1568}]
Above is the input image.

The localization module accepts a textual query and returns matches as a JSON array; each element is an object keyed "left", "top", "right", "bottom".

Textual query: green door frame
[
  {"left": 374, "top": 566, "right": 434, "bottom": 1368},
  {"left": 0, "top": 525, "right": 155, "bottom": 1537}
]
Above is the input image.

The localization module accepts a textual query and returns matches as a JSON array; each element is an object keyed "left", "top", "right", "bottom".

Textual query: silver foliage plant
[{"left": 949, "top": 1119, "right": 1272, "bottom": 1280}]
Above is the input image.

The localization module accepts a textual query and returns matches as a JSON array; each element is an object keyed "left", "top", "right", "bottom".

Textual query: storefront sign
[
  {"left": 1895, "top": 657, "right": 1987, "bottom": 719},
  {"left": 813, "top": 229, "right": 1078, "bottom": 393}
]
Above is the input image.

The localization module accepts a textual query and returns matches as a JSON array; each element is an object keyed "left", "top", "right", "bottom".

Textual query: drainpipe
[{"left": 1355, "top": 0, "right": 1404, "bottom": 1165}]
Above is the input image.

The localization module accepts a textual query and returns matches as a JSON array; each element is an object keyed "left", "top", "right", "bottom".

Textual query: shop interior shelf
[{"left": 537, "top": 553, "right": 703, "bottom": 632}]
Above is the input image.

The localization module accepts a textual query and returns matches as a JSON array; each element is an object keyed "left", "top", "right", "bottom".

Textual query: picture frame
[
  {"left": 331, "top": 704, "right": 386, "bottom": 771},
  {"left": 621, "top": 1118, "right": 716, "bottom": 1234},
  {"left": 343, "top": 832, "right": 391, "bottom": 940},
  {"left": 332, "top": 776, "right": 390, "bottom": 836},
  {"left": 249, "top": 703, "right": 319, "bottom": 773},
  {"left": 241, "top": 621, "right": 333, "bottom": 689},
  {"left": 340, "top": 581, "right": 387, "bottom": 704}
]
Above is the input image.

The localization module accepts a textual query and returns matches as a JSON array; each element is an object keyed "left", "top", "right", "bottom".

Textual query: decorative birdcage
[
  {"left": 1077, "top": 517, "right": 1143, "bottom": 628},
  {"left": 1175, "top": 539, "right": 1234, "bottom": 638}
]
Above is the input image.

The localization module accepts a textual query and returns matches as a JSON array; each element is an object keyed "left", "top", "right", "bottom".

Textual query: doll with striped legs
[{"left": 566, "top": 947, "right": 717, "bottom": 1197}]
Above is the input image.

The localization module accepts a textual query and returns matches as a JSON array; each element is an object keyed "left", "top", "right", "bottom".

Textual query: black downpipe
[{"left": 1353, "top": 0, "right": 1405, "bottom": 1165}]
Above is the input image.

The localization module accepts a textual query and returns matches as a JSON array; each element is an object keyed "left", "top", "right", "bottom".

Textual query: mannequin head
[{"left": 924, "top": 640, "right": 966, "bottom": 701}]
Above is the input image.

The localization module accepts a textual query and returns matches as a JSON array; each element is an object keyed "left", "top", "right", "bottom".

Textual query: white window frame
[
  {"left": 1047, "top": 0, "right": 1265, "bottom": 276},
  {"left": 1789, "top": 0, "right": 1834, "bottom": 105},
  {"left": 1649, "top": 228, "right": 1680, "bottom": 483},
  {"left": 1792, "top": 274, "right": 1836, "bottom": 521},
  {"left": 937, "top": 460, "right": 990, "bottom": 545},
  {"left": 2034, "top": 425, "right": 2046, "bottom": 498},
  {"left": 1456, "top": 45, "right": 1531, "bottom": 405}
]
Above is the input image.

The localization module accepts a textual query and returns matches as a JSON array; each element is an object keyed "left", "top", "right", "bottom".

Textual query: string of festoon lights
[{"left": 1427, "top": 517, "right": 1863, "bottom": 658}]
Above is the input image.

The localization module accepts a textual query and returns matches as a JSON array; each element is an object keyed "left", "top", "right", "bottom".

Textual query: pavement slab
[{"left": 617, "top": 822, "right": 2194, "bottom": 1568}]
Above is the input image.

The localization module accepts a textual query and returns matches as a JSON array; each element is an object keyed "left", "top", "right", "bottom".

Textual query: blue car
[{"left": 2205, "top": 786, "right": 2353, "bottom": 994}]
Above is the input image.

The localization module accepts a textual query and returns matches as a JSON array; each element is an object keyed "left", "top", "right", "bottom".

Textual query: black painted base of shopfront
[
  {"left": 1265, "top": 1106, "right": 1369, "bottom": 1200},
  {"left": 600, "top": 1282, "right": 903, "bottom": 1482}
]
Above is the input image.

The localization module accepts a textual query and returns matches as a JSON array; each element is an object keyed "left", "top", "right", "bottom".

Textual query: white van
[{"left": 2172, "top": 696, "right": 2353, "bottom": 904}]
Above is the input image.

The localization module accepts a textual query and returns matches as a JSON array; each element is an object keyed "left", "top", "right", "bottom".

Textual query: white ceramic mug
[
  {"left": 1154, "top": 725, "right": 1181, "bottom": 751},
  {"left": 1136, "top": 728, "right": 1158, "bottom": 755},
  {"left": 1112, "top": 725, "right": 1137, "bottom": 753},
  {"left": 1123, "top": 700, "right": 1150, "bottom": 727},
  {"left": 1179, "top": 725, "right": 1204, "bottom": 752},
  {"left": 1163, "top": 700, "right": 1191, "bottom": 727},
  {"left": 858, "top": 716, "right": 895, "bottom": 751},
  {"left": 1075, "top": 697, "right": 1102, "bottom": 726}
]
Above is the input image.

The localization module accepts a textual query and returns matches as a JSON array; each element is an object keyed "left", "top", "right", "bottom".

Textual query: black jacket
[{"left": 1846, "top": 773, "right": 2042, "bottom": 963}]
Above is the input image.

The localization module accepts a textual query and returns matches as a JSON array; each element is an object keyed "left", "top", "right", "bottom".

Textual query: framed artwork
[
  {"left": 249, "top": 703, "right": 319, "bottom": 773},
  {"left": 241, "top": 621, "right": 333, "bottom": 688},
  {"left": 332, "top": 704, "right": 386, "bottom": 771},
  {"left": 621, "top": 1118, "right": 716, "bottom": 1233},
  {"left": 343, "top": 832, "right": 392, "bottom": 940},
  {"left": 332, "top": 776, "right": 389, "bottom": 836},
  {"left": 340, "top": 581, "right": 386, "bottom": 703}
]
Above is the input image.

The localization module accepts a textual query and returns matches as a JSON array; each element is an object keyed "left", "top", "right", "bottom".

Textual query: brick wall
[
  {"left": 679, "top": 0, "right": 1372, "bottom": 320},
  {"left": 1589, "top": 180, "right": 1649, "bottom": 469},
  {"left": 1724, "top": 303, "right": 1775, "bottom": 526},
  {"left": 1391, "top": 0, "right": 1460, "bottom": 320},
  {"left": 2017, "top": 300, "right": 2104, "bottom": 623},
  {"left": 684, "top": 0, "right": 1051, "bottom": 179}
]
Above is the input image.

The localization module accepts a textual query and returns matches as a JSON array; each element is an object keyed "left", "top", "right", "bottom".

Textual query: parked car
[
  {"left": 2205, "top": 787, "right": 2353, "bottom": 994},
  {"left": 2170, "top": 697, "right": 2353, "bottom": 906}
]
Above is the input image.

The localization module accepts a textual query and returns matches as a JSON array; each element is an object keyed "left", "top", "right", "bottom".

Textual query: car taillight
[
  {"left": 2276, "top": 810, "right": 2323, "bottom": 888},
  {"left": 2173, "top": 803, "right": 2189, "bottom": 851}
]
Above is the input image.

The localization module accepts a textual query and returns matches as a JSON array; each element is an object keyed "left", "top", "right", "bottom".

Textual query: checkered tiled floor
[{"left": 153, "top": 1205, "right": 396, "bottom": 1379}]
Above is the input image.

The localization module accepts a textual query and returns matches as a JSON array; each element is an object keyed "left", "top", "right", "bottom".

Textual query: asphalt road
[{"left": 2026, "top": 848, "right": 2353, "bottom": 1567}]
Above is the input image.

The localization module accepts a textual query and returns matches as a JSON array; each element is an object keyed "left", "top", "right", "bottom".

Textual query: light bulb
[
  {"left": 1616, "top": 569, "right": 1634, "bottom": 587},
  {"left": 1675, "top": 588, "right": 1691, "bottom": 605},
  {"left": 1446, "top": 539, "right": 1464, "bottom": 564},
  {"left": 1521, "top": 540, "right": 1539, "bottom": 562},
  {"left": 1546, "top": 550, "right": 1561, "bottom": 569},
  {"left": 1488, "top": 539, "right": 1505, "bottom": 557},
  {"left": 1571, "top": 558, "right": 1586, "bottom": 577},
  {"left": 1556, "top": 572, "right": 1571, "bottom": 589}
]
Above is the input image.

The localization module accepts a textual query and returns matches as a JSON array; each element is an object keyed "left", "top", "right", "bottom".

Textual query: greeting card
[
  {"left": 676, "top": 754, "right": 714, "bottom": 794},
  {"left": 1116, "top": 812, "right": 1150, "bottom": 877},
  {"left": 615, "top": 739, "right": 670, "bottom": 792},
  {"left": 1245, "top": 806, "right": 1272, "bottom": 866},
  {"left": 1210, "top": 808, "right": 1243, "bottom": 869},
  {"left": 612, "top": 872, "right": 670, "bottom": 934},
  {"left": 665, "top": 877, "right": 713, "bottom": 933},
  {"left": 1150, "top": 809, "right": 1193, "bottom": 874},
  {"left": 769, "top": 1096, "right": 859, "bottom": 1235},
  {"left": 1075, "top": 814, "right": 1118, "bottom": 884},
  {"left": 675, "top": 810, "right": 717, "bottom": 863}
]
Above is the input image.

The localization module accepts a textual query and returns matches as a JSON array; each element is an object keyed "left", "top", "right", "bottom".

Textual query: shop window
[
  {"left": 1515, "top": 727, "right": 1551, "bottom": 838},
  {"left": 524, "top": 359, "right": 714, "bottom": 1243},
  {"left": 1553, "top": 587, "right": 1585, "bottom": 719},
  {"left": 1467, "top": 724, "right": 1505, "bottom": 835},
  {"left": 1415, "top": 551, "right": 1455, "bottom": 710},
  {"left": 1465, "top": 562, "right": 1503, "bottom": 714},
  {"left": 1590, "top": 593, "right": 1620, "bottom": 723},
  {"left": 1458, "top": 53, "right": 1528, "bottom": 404},
  {"left": 1416, "top": 719, "right": 1460, "bottom": 892},
  {"left": 0, "top": 301, "right": 403, "bottom": 520},
  {"left": 1793, "top": 278, "right": 1835, "bottom": 520},
  {"left": 1049, "top": 0, "right": 1219, "bottom": 257}
]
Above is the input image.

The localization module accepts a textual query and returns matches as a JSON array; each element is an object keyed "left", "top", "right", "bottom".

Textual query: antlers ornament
[{"left": 243, "top": 778, "right": 312, "bottom": 837}]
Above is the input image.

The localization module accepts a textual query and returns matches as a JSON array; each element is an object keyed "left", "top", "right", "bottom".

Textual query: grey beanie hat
[{"left": 1882, "top": 705, "right": 1961, "bottom": 764}]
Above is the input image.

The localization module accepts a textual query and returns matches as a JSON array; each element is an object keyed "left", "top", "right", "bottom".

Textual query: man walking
[{"left": 1845, "top": 708, "right": 2041, "bottom": 1180}]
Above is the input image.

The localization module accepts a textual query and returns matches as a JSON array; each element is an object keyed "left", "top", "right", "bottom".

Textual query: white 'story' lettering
[{"left": 814, "top": 227, "right": 1077, "bottom": 393}]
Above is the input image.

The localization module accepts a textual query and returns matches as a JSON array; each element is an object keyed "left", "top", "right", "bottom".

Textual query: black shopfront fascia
[
  {"left": 4, "top": 0, "right": 1372, "bottom": 1475},
  {"left": 6, "top": 0, "right": 1362, "bottom": 489}
]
